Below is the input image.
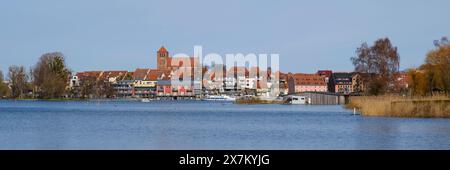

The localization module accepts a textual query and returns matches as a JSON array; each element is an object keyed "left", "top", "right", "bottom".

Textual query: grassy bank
[{"left": 346, "top": 95, "right": 450, "bottom": 118}]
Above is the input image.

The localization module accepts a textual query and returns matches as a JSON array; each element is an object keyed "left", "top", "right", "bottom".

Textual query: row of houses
[
  {"left": 70, "top": 69, "right": 197, "bottom": 98},
  {"left": 70, "top": 67, "right": 280, "bottom": 98},
  {"left": 69, "top": 46, "right": 409, "bottom": 99},
  {"left": 69, "top": 47, "right": 280, "bottom": 98},
  {"left": 283, "top": 70, "right": 409, "bottom": 95}
]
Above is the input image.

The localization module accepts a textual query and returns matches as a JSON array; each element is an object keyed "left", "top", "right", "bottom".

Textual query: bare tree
[
  {"left": 8, "top": 65, "right": 28, "bottom": 99},
  {"left": 0, "top": 71, "right": 11, "bottom": 98},
  {"left": 78, "top": 76, "right": 96, "bottom": 99},
  {"left": 351, "top": 38, "right": 400, "bottom": 95}
]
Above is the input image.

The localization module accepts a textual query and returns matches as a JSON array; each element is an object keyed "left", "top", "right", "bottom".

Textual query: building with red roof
[{"left": 287, "top": 73, "right": 328, "bottom": 94}]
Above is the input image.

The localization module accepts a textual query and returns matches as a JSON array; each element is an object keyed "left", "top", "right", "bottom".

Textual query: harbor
[{"left": 133, "top": 92, "right": 351, "bottom": 106}]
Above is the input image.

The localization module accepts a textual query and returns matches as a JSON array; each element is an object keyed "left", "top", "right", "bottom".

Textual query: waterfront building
[
  {"left": 153, "top": 69, "right": 196, "bottom": 97},
  {"left": 277, "top": 72, "right": 289, "bottom": 95},
  {"left": 114, "top": 80, "right": 134, "bottom": 98},
  {"left": 75, "top": 70, "right": 129, "bottom": 84},
  {"left": 244, "top": 77, "right": 257, "bottom": 89},
  {"left": 224, "top": 66, "right": 249, "bottom": 93},
  {"left": 203, "top": 72, "right": 225, "bottom": 94},
  {"left": 69, "top": 46, "right": 344, "bottom": 99},
  {"left": 392, "top": 72, "right": 409, "bottom": 93},
  {"left": 256, "top": 72, "right": 278, "bottom": 98},
  {"left": 69, "top": 75, "right": 79, "bottom": 88},
  {"left": 329, "top": 72, "right": 353, "bottom": 94},
  {"left": 99, "top": 71, "right": 129, "bottom": 83},
  {"left": 317, "top": 70, "right": 333, "bottom": 77},
  {"left": 157, "top": 46, "right": 200, "bottom": 72},
  {"left": 156, "top": 76, "right": 173, "bottom": 96},
  {"left": 75, "top": 71, "right": 103, "bottom": 81},
  {"left": 287, "top": 73, "right": 328, "bottom": 94},
  {"left": 202, "top": 64, "right": 226, "bottom": 94},
  {"left": 156, "top": 46, "right": 200, "bottom": 97},
  {"left": 317, "top": 70, "right": 332, "bottom": 86},
  {"left": 133, "top": 68, "right": 154, "bottom": 80},
  {"left": 133, "top": 79, "right": 157, "bottom": 98}
]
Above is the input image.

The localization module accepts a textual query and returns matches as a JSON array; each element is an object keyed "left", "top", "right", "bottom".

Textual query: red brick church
[{"left": 156, "top": 46, "right": 199, "bottom": 72}]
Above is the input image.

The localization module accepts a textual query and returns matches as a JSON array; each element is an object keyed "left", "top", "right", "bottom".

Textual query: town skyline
[{"left": 1, "top": 0, "right": 450, "bottom": 74}]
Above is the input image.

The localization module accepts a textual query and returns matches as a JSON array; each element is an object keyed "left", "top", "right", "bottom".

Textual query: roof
[
  {"left": 99, "top": 71, "right": 128, "bottom": 79},
  {"left": 158, "top": 46, "right": 168, "bottom": 53},
  {"left": 332, "top": 72, "right": 353, "bottom": 84},
  {"left": 133, "top": 68, "right": 172, "bottom": 81},
  {"left": 146, "top": 70, "right": 159, "bottom": 81},
  {"left": 275, "top": 71, "right": 287, "bottom": 80},
  {"left": 166, "top": 57, "right": 200, "bottom": 68},
  {"left": 317, "top": 70, "right": 333, "bottom": 76},
  {"left": 76, "top": 71, "right": 102, "bottom": 78},
  {"left": 75, "top": 71, "right": 129, "bottom": 81},
  {"left": 249, "top": 67, "right": 270, "bottom": 77},
  {"left": 333, "top": 72, "right": 353, "bottom": 77},
  {"left": 133, "top": 68, "right": 151, "bottom": 80},
  {"left": 157, "top": 70, "right": 173, "bottom": 80},
  {"left": 226, "top": 66, "right": 249, "bottom": 77}
]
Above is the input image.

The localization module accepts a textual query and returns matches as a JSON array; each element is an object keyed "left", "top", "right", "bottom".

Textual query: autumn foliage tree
[
  {"left": 406, "top": 37, "right": 449, "bottom": 96},
  {"left": 425, "top": 40, "right": 450, "bottom": 92},
  {"left": 407, "top": 69, "right": 429, "bottom": 96},
  {"left": 351, "top": 38, "right": 400, "bottom": 95}
]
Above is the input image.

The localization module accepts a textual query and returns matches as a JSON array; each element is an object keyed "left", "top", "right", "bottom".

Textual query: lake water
[{"left": 0, "top": 100, "right": 449, "bottom": 150}]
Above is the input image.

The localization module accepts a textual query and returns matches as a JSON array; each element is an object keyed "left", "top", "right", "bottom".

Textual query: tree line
[
  {"left": 0, "top": 52, "right": 121, "bottom": 99},
  {"left": 351, "top": 36, "right": 449, "bottom": 96},
  {"left": 0, "top": 52, "right": 71, "bottom": 99}
]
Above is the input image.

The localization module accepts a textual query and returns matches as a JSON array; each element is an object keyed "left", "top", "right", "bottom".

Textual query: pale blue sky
[{"left": 0, "top": 0, "right": 449, "bottom": 74}]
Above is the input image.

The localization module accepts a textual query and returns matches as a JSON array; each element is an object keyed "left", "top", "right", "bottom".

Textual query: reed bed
[{"left": 346, "top": 95, "right": 450, "bottom": 118}]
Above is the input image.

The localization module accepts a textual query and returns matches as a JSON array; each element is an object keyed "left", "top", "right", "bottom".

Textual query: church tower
[{"left": 157, "top": 46, "right": 169, "bottom": 70}]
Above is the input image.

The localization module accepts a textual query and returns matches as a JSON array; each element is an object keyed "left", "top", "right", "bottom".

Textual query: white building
[{"left": 69, "top": 75, "right": 79, "bottom": 87}]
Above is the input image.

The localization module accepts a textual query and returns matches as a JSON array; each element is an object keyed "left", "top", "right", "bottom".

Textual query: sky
[{"left": 0, "top": 0, "right": 449, "bottom": 75}]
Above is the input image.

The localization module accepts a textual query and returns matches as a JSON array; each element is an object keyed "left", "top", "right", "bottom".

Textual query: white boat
[
  {"left": 141, "top": 98, "right": 151, "bottom": 103},
  {"left": 202, "top": 95, "right": 236, "bottom": 102}
]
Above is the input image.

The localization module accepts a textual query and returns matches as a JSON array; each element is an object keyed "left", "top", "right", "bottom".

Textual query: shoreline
[{"left": 346, "top": 96, "right": 450, "bottom": 118}]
